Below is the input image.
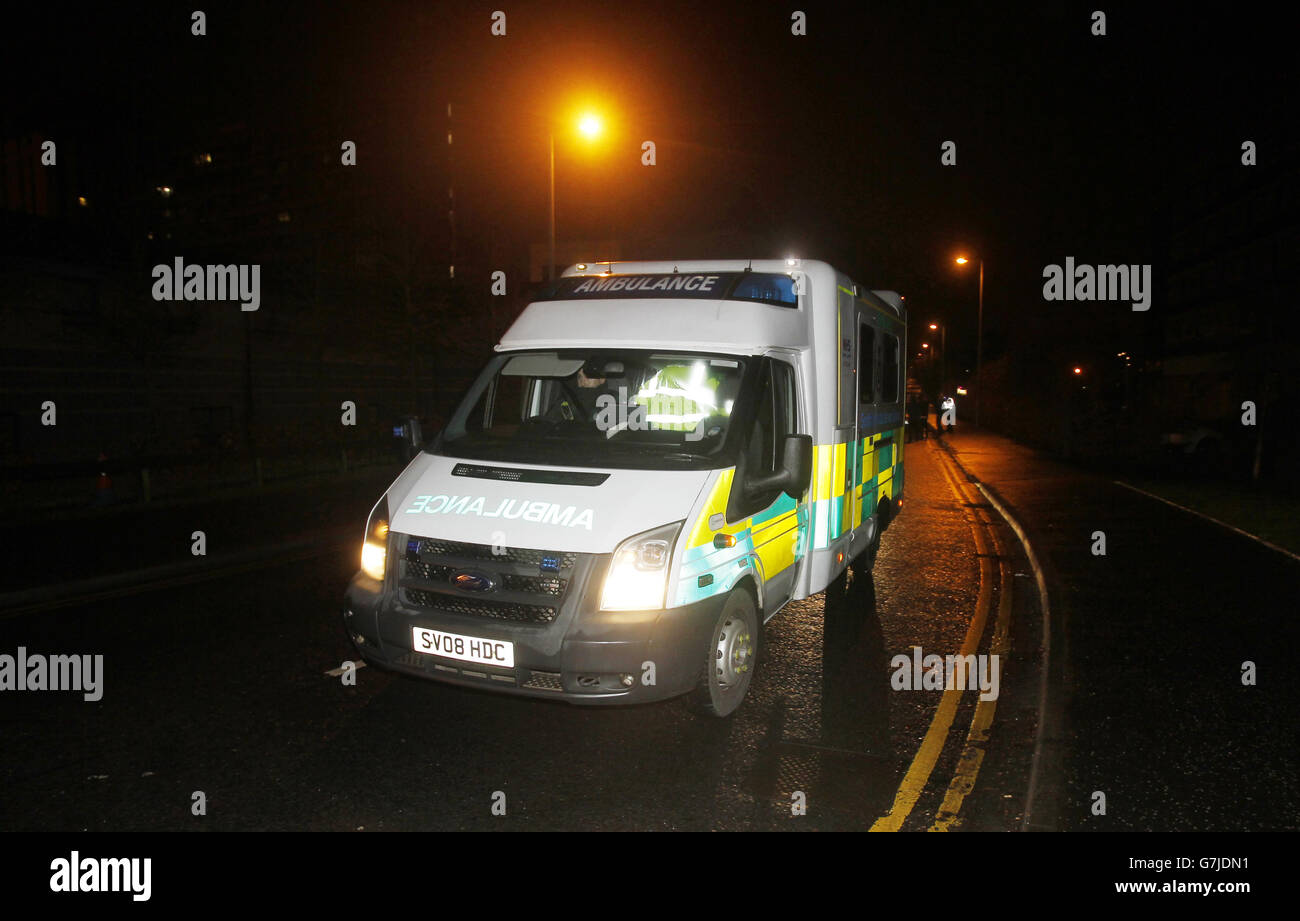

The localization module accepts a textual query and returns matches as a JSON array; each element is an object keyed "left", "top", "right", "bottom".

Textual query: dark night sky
[{"left": 4, "top": 1, "right": 1295, "bottom": 368}]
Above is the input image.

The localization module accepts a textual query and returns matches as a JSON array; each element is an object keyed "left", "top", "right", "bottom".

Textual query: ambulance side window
[
  {"left": 746, "top": 365, "right": 777, "bottom": 474},
  {"left": 772, "top": 359, "right": 796, "bottom": 442},
  {"left": 858, "top": 321, "right": 875, "bottom": 403},
  {"left": 881, "top": 333, "right": 899, "bottom": 403},
  {"left": 466, "top": 373, "right": 526, "bottom": 434},
  {"left": 735, "top": 358, "right": 798, "bottom": 517}
]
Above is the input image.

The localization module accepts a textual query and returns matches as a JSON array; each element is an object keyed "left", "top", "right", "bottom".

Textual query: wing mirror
[{"left": 744, "top": 433, "right": 813, "bottom": 501}]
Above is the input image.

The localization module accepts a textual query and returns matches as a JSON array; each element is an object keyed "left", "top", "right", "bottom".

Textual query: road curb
[{"left": 931, "top": 433, "right": 1067, "bottom": 832}]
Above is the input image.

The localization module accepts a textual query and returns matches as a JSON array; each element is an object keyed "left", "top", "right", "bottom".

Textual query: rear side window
[
  {"left": 881, "top": 333, "right": 899, "bottom": 403},
  {"left": 858, "top": 322, "right": 875, "bottom": 403}
]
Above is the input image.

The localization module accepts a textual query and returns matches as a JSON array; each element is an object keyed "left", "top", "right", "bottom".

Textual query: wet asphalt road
[
  {"left": 2, "top": 441, "right": 1018, "bottom": 831},
  {"left": 941, "top": 428, "right": 1300, "bottom": 832},
  {"left": 0, "top": 429, "right": 1292, "bottom": 831}
]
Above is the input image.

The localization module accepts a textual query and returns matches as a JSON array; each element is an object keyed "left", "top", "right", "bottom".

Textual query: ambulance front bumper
[{"left": 342, "top": 550, "right": 722, "bottom": 705}]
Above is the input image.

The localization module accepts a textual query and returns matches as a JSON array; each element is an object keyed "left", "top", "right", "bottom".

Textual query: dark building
[
  {"left": 1156, "top": 140, "right": 1300, "bottom": 480},
  {"left": 1, "top": 114, "right": 504, "bottom": 474}
]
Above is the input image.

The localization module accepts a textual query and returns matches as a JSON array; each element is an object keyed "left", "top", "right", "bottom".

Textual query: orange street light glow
[
  {"left": 929, "top": 323, "right": 938, "bottom": 330},
  {"left": 578, "top": 114, "right": 603, "bottom": 139},
  {"left": 955, "top": 256, "right": 969, "bottom": 265},
  {"left": 1073, "top": 367, "right": 1083, "bottom": 375}
]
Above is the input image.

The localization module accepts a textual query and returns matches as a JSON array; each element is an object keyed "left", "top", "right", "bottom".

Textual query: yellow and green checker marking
[{"left": 672, "top": 430, "right": 903, "bottom": 607}]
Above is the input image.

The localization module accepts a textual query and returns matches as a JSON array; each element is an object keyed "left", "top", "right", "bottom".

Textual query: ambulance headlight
[
  {"left": 600, "top": 521, "right": 683, "bottom": 611},
  {"left": 360, "top": 497, "right": 390, "bottom": 581}
]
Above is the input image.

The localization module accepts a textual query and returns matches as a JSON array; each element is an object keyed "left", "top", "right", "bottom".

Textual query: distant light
[
  {"left": 955, "top": 256, "right": 969, "bottom": 265},
  {"left": 956, "top": 386, "right": 968, "bottom": 395},
  {"left": 921, "top": 343, "right": 929, "bottom": 349},
  {"left": 1073, "top": 366, "right": 1083, "bottom": 375},
  {"left": 193, "top": 153, "right": 212, "bottom": 165},
  {"left": 157, "top": 186, "right": 172, "bottom": 197},
  {"left": 929, "top": 323, "right": 938, "bottom": 330},
  {"left": 77, "top": 196, "right": 87, "bottom": 207},
  {"left": 277, "top": 212, "right": 291, "bottom": 222},
  {"left": 578, "top": 114, "right": 602, "bottom": 139}
]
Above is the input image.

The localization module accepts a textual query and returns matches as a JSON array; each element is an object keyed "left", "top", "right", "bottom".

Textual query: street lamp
[
  {"left": 549, "top": 112, "right": 605, "bottom": 282},
  {"left": 928, "top": 321, "right": 947, "bottom": 396},
  {"left": 954, "top": 255, "right": 984, "bottom": 426}
]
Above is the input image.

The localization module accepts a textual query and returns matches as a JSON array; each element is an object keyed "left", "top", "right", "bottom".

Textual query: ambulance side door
[{"left": 731, "top": 354, "right": 807, "bottom": 619}]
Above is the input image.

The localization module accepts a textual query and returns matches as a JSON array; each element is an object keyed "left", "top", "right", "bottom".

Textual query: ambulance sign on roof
[{"left": 541, "top": 272, "right": 799, "bottom": 306}]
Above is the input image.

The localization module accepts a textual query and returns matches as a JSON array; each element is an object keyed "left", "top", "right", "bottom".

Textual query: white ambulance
[{"left": 344, "top": 259, "right": 906, "bottom": 716}]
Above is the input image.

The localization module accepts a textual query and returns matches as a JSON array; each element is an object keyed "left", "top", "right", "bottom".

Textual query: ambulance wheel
[
  {"left": 852, "top": 520, "right": 882, "bottom": 575},
  {"left": 694, "top": 588, "right": 760, "bottom": 717}
]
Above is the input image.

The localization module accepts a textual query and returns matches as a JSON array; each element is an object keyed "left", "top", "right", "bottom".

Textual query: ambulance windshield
[{"left": 435, "top": 350, "right": 752, "bottom": 470}]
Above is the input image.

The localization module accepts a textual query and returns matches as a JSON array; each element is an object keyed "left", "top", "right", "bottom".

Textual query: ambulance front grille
[
  {"left": 412, "top": 538, "right": 577, "bottom": 571},
  {"left": 521, "top": 670, "right": 564, "bottom": 692},
  {"left": 406, "top": 560, "right": 567, "bottom": 597},
  {"left": 398, "top": 535, "right": 580, "bottom": 625},
  {"left": 404, "top": 589, "right": 558, "bottom": 625}
]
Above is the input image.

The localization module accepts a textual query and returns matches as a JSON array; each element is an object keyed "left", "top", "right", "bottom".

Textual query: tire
[
  {"left": 693, "top": 587, "right": 760, "bottom": 717},
  {"left": 851, "top": 511, "right": 885, "bottom": 576}
]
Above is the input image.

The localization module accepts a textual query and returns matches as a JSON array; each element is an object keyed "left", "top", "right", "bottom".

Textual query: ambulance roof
[{"left": 497, "top": 259, "right": 899, "bottom": 355}]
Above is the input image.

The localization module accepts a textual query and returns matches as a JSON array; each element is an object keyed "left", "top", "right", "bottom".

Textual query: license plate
[{"left": 411, "top": 626, "right": 514, "bottom": 668}]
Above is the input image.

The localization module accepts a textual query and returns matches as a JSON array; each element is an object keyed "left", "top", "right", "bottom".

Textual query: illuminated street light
[
  {"left": 1073, "top": 366, "right": 1083, "bottom": 375},
  {"left": 927, "top": 320, "right": 948, "bottom": 395},
  {"left": 549, "top": 110, "right": 607, "bottom": 282},
  {"left": 954, "top": 254, "right": 984, "bottom": 425}
]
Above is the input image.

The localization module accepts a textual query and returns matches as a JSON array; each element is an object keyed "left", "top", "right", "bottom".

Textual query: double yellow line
[{"left": 869, "top": 443, "right": 1014, "bottom": 832}]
